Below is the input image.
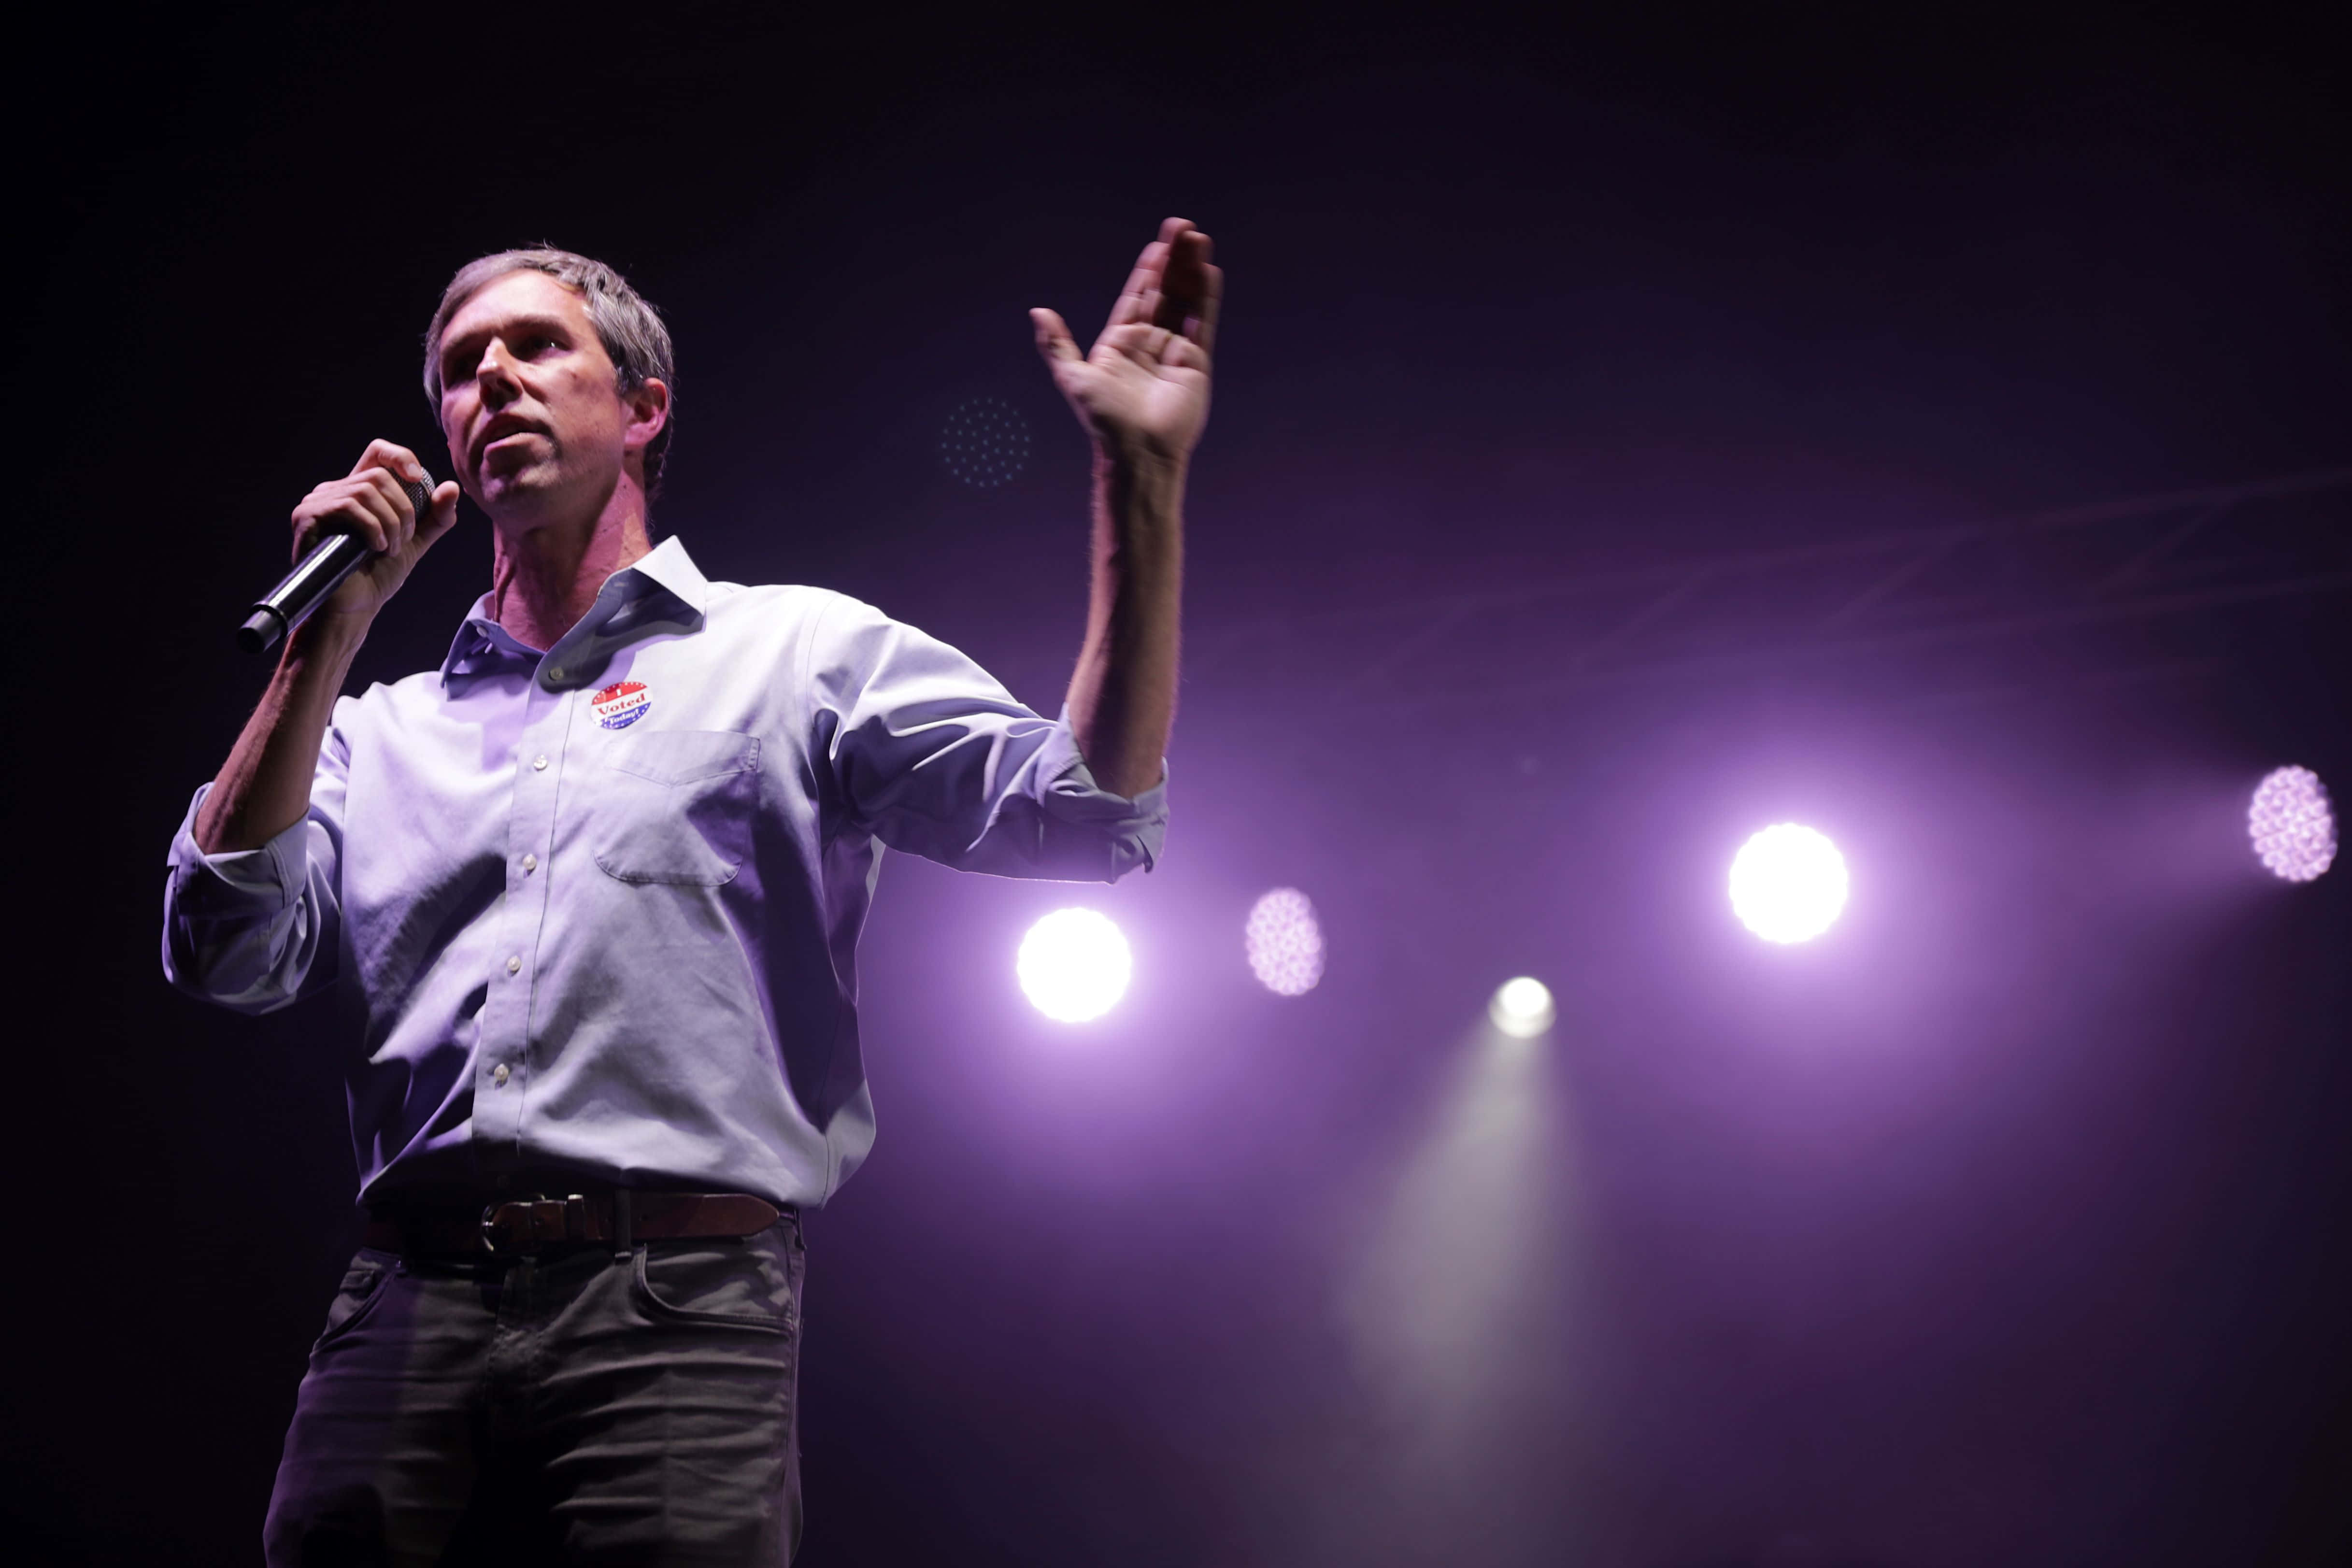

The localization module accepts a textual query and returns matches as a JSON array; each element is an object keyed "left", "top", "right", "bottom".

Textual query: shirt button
[
  {"left": 492, "top": 1063, "right": 511, "bottom": 1087},
  {"left": 548, "top": 666, "right": 567, "bottom": 683},
  {"left": 522, "top": 853, "right": 538, "bottom": 872},
  {"left": 506, "top": 955, "right": 522, "bottom": 975},
  {"left": 533, "top": 755, "right": 549, "bottom": 771}
]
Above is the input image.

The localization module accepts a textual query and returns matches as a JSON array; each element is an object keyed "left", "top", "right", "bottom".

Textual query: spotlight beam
[{"left": 1339, "top": 1018, "right": 1571, "bottom": 1552}]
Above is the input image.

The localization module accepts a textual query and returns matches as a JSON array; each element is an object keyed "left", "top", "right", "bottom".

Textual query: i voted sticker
[{"left": 592, "top": 680, "right": 650, "bottom": 730}]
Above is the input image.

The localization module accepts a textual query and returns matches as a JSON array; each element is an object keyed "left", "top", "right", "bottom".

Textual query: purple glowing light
[
  {"left": 2248, "top": 766, "right": 2337, "bottom": 883},
  {"left": 1245, "top": 888, "right": 1325, "bottom": 997},
  {"left": 1016, "top": 908, "right": 1132, "bottom": 1022},
  {"left": 1729, "top": 824, "right": 1848, "bottom": 944}
]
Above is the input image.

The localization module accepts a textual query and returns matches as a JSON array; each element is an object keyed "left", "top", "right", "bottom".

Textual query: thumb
[
  {"left": 1030, "top": 307, "right": 1082, "bottom": 365},
  {"left": 420, "top": 480, "right": 463, "bottom": 544}
]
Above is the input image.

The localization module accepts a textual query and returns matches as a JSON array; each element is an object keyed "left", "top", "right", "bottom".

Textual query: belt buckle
[
  {"left": 480, "top": 1193, "right": 549, "bottom": 1254},
  {"left": 479, "top": 1193, "right": 587, "bottom": 1254}
]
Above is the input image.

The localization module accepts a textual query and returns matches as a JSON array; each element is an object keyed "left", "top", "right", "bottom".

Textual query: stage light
[
  {"left": 1245, "top": 888, "right": 1325, "bottom": 996},
  {"left": 2249, "top": 766, "right": 2337, "bottom": 883},
  {"left": 1015, "top": 908, "right": 1132, "bottom": 1023},
  {"left": 1489, "top": 977, "right": 1555, "bottom": 1038},
  {"left": 940, "top": 395, "right": 1031, "bottom": 489},
  {"left": 1729, "top": 823, "right": 1848, "bottom": 943}
]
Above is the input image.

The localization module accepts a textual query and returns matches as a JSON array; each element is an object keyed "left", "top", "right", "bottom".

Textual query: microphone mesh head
[{"left": 404, "top": 469, "right": 435, "bottom": 512}]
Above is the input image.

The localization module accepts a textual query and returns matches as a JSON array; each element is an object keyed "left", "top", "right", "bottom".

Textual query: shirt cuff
[
  {"left": 167, "top": 783, "right": 308, "bottom": 913},
  {"left": 1030, "top": 708, "right": 1170, "bottom": 872}
]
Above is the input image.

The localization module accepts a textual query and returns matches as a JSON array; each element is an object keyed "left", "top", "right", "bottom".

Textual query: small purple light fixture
[
  {"left": 940, "top": 396, "right": 1031, "bottom": 490},
  {"left": 2248, "top": 766, "right": 2337, "bottom": 883},
  {"left": 1245, "top": 887, "right": 1325, "bottom": 997},
  {"left": 1729, "top": 823, "right": 1849, "bottom": 944}
]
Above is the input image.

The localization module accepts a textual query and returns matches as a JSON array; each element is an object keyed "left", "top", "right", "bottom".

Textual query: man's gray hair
[{"left": 423, "top": 247, "right": 677, "bottom": 495}]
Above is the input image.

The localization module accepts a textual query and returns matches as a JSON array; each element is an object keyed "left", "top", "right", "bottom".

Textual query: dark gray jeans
[{"left": 263, "top": 1216, "right": 805, "bottom": 1566}]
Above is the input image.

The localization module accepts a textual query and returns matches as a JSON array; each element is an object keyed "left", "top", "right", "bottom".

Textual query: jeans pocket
[
  {"left": 631, "top": 1234, "right": 797, "bottom": 1334},
  {"left": 313, "top": 1251, "right": 396, "bottom": 1351}
]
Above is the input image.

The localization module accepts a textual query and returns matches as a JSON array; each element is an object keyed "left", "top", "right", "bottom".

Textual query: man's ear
[{"left": 622, "top": 378, "right": 670, "bottom": 456}]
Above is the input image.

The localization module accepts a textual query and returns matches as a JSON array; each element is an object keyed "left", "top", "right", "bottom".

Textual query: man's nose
[{"left": 476, "top": 340, "right": 522, "bottom": 402}]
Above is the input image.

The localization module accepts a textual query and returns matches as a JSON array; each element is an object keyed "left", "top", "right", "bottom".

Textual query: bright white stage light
[
  {"left": 1016, "top": 908, "right": 1132, "bottom": 1022},
  {"left": 1245, "top": 888, "right": 1326, "bottom": 996},
  {"left": 2249, "top": 766, "right": 2337, "bottom": 883},
  {"left": 1729, "top": 823, "right": 1849, "bottom": 943},
  {"left": 1489, "top": 977, "right": 1556, "bottom": 1039}
]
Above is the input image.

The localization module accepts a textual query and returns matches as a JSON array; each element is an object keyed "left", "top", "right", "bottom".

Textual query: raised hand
[{"left": 1032, "top": 217, "right": 1221, "bottom": 465}]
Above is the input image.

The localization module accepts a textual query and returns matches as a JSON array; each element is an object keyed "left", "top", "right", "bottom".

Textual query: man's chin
[
  {"left": 478, "top": 470, "right": 607, "bottom": 536},
  {"left": 477, "top": 466, "right": 555, "bottom": 511}
]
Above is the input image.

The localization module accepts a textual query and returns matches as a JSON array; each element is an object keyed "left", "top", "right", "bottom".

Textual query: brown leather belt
[{"left": 364, "top": 1191, "right": 784, "bottom": 1256}]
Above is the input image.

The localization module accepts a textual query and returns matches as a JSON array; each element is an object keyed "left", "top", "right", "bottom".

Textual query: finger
[
  {"left": 292, "top": 503, "right": 323, "bottom": 565},
  {"left": 1106, "top": 240, "right": 1170, "bottom": 329},
  {"left": 356, "top": 467, "right": 420, "bottom": 548},
  {"left": 293, "top": 483, "right": 394, "bottom": 562},
  {"left": 1030, "top": 307, "right": 1083, "bottom": 365},
  {"left": 418, "top": 480, "right": 464, "bottom": 547},
  {"left": 1158, "top": 228, "right": 1217, "bottom": 342},
  {"left": 1130, "top": 287, "right": 1165, "bottom": 341},
  {"left": 338, "top": 474, "right": 404, "bottom": 554},
  {"left": 350, "top": 438, "right": 429, "bottom": 488},
  {"left": 1189, "top": 258, "right": 1224, "bottom": 356}
]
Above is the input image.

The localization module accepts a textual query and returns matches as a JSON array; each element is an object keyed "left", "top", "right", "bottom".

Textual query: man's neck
[{"left": 486, "top": 479, "right": 656, "bottom": 654}]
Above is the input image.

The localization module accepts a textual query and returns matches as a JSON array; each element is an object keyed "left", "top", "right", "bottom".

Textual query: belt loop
[{"left": 613, "top": 1189, "right": 634, "bottom": 1260}]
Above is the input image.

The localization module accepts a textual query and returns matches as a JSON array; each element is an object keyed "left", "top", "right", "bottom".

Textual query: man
[{"left": 163, "top": 217, "right": 1217, "bottom": 1563}]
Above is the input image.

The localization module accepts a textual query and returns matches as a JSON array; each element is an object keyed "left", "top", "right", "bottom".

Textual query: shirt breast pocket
[{"left": 586, "top": 730, "right": 763, "bottom": 887}]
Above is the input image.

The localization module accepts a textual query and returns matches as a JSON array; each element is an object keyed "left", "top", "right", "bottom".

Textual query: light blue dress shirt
[{"left": 163, "top": 538, "right": 1166, "bottom": 1208}]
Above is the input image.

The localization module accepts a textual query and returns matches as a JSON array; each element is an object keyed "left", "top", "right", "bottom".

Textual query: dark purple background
[{"left": 12, "top": 7, "right": 2352, "bottom": 1564}]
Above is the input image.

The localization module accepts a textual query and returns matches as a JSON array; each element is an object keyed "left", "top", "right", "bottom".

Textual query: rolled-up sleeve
[
  {"left": 160, "top": 719, "right": 350, "bottom": 1013},
  {"left": 808, "top": 594, "right": 1168, "bottom": 882}
]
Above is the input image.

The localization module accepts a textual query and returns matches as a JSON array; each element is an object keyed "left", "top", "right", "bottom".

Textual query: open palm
[{"left": 1033, "top": 217, "right": 1221, "bottom": 463}]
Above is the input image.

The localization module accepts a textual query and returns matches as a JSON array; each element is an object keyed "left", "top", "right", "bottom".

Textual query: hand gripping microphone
[{"left": 237, "top": 469, "right": 436, "bottom": 655}]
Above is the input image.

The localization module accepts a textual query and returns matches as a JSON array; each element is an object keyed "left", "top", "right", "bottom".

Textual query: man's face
[{"left": 434, "top": 270, "right": 660, "bottom": 527}]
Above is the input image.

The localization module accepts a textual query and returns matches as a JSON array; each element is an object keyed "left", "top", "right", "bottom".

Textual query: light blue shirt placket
[{"left": 471, "top": 658, "right": 579, "bottom": 1169}]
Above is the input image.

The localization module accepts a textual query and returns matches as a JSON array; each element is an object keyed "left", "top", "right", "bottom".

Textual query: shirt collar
[
  {"left": 439, "top": 535, "right": 713, "bottom": 688},
  {"left": 617, "top": 534, "right": 711, "bottom": 619}
]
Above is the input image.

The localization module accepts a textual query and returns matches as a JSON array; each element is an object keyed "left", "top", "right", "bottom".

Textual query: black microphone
[{"left": 237, "top": 470, "right": 436, "bottom": 655}]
